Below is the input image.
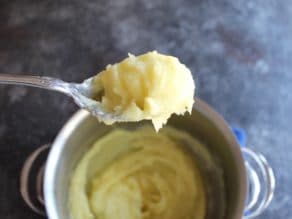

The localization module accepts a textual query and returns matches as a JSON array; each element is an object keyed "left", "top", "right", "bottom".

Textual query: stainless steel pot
[{"left": 22, "top": 98, "right": 275, "bottom": 219}]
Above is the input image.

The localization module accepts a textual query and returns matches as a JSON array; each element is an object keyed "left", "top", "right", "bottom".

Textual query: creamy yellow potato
[
  {"left": 93, "top": 51, "right": 195, "bottom": 131},
  {"left": 69, "top": 126, "right": 206, "bottom": 219}
]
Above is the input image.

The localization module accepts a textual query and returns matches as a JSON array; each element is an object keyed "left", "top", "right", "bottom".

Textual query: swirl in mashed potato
[{"left": 69, "top": 126, "right": 206, "bottom": 219}]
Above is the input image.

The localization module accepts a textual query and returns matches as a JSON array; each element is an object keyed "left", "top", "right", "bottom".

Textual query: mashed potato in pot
[
  {"left": 92, "top": 51, "right": 195, "bottom": 131},
  {"left": 69, "top": 126, "right": 206, "bottom": 219}
]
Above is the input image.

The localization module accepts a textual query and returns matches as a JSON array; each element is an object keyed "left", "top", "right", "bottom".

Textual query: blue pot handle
[{"left": 232, "top": 127, "right": 247, "bottom": 147}]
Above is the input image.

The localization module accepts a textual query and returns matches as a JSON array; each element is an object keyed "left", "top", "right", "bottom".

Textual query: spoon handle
[{"left": 0, "top": 74, "right": 72, "bottom": 95}]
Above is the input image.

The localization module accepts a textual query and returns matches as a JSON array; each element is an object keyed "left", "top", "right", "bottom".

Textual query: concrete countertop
[{"left": 0, "top": 0, "right": 291, "bottom": 218}]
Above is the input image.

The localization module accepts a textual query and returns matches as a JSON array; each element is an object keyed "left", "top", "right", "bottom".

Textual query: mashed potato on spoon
[{"left": 92, "top": 51, "right": 195, "bottom": 131}]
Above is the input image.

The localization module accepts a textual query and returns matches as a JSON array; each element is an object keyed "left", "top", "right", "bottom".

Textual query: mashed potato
[
  {"left": 92, "top": 51, "right": 195, "bottom": 131},
  {"left": 69, "top": 126, "right": 206, "bottom": 219}
]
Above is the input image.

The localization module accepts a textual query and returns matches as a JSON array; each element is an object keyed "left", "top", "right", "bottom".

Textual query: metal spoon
[{"left": 0, "top": 74, "right": 120, "bottom": 121}]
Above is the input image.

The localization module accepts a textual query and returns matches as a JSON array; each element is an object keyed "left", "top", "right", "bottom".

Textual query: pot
[{"left": 21, "top": 98, "right": 275, "bottom": 219}]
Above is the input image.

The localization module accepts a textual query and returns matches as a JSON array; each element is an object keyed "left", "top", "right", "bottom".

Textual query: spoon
[{"left": 0, "top": 74, "right": 119, "bottom": 121}]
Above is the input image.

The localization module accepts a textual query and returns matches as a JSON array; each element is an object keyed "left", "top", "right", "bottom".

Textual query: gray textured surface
[{"left": 0, "top": 0, "right": 291, "bottom": 218}]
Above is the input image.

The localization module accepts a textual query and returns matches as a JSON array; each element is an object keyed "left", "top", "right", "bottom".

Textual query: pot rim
[{"left": 44, "top": 98, "right": 247, "bottom": 219}]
